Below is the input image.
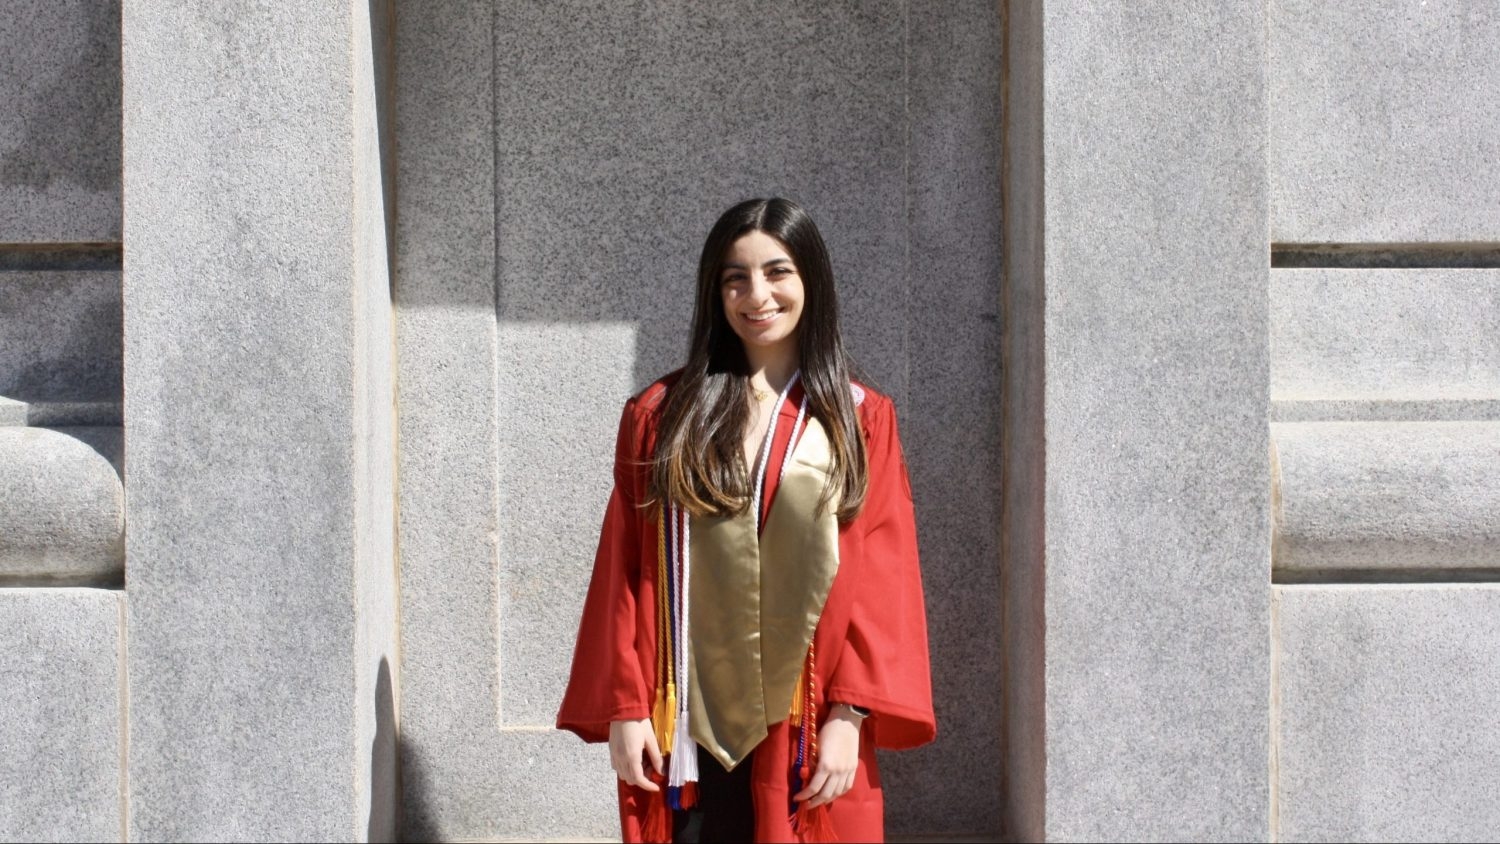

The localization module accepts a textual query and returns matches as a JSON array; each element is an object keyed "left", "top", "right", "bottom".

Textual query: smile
[{"left": 743, "top": 309, "right": 784, "bottom": 324}]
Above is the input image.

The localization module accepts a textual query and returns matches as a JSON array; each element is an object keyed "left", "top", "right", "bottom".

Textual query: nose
[{"left": 746, "top": 271, "right": 774, "bottom": 304}]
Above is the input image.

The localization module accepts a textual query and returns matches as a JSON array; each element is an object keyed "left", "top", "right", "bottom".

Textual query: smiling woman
[
  {"left": 557, "top": 198, "right": 936, "bottom": 843},
  {"left": 720, "top": 232, "right": 805, "bottom": 358}
]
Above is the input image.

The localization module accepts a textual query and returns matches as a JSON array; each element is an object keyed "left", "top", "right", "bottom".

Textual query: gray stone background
[{"left": 2, "top": 0, "right": 1499, "bottom": 842}]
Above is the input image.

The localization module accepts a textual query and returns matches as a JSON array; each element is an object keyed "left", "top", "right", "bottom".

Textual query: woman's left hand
[{"left": 792, "top": 705, "right": 864, "bottom": 808}]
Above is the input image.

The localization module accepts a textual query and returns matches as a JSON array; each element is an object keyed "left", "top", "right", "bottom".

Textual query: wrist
[{"left": 831, "top": 702, "right": 871, "bottom": 719}]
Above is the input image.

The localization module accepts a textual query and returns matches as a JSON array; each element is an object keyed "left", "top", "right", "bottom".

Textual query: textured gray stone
[
  {"left": 492, "top": 0, "right": 906, "bottom": 395},
  {"left": 1272, "top": 421, "right": 1500, "bottom": 574},
  {"left": 390, "top": 1, "right": 517, "bottom": 840},
  {"left": 1271, "top": 398, "right": 1500, "bottom": 423},
  {"left": 1275, "top": 585, "right": 1500, "bottom": 841},
  {"left": 1001, "top": 0, "right": 1045, "bottom": 837},
  {"left": 0, "top": 0, "right": 121, "bottom": 243},
  {"left": 1269, "top": 0, "right": 1500, "bottom": 243},
  {"left": 402, "top": 728, "right": 619, "bottom": 843},
  {"left": 0, "top": 588, "right": 123, "bottom": 844},
  {"left": 0, "top": 397, "right": 23, "bottom": 426},
  {"left": 0, "top": 427, "right": 123, "bottom": 582},
  {"left": 0, "top": 271, "right": 121, "bottom": 409},
  {"left": 1272, "top": 269, "right": 1500, "bottom": 403},
  {"left": 895, "top": 0, "right": 1003, "bottom": 837},
  {"left": 122, "top": 1, "right": 397, "bottom": 840},
  {"left": 499, "top": 322, "right": 637, "bottom": 727},
  {"left": 1005, "top": 2, "right": 1270, "bottom": 839},
  {"left": 40, "top": 425, "right": 124, "bottom": 478}
]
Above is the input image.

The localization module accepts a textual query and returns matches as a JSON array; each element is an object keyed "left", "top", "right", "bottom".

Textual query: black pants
[{"left": 672, "top": 745, "right": 755, "bottom": 843}]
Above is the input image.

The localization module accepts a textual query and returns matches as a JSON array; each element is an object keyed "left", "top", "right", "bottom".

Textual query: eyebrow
[{"left": 722, "top": 258, "right": 793, "bottom": 271}]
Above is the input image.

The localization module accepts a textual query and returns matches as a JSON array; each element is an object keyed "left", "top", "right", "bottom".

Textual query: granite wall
[
  {"left": 4, "top": 0, "right": 1499, "bottom": 842},
  {"left": 1268, "top": 1, "right": 1500, "bottom": 840}
]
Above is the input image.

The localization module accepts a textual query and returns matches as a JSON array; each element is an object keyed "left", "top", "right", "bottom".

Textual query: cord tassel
[
  {"left": 652, "top": 505, "right": 675, "bottom": 753},
  {"left": 653, "top": 683, "right": 677, "bottom": 755},
  {"left": 640, "top": 769, "right": 671, "bottom": 844},
  {"left": 668, "top": 714, "right": 697, "bottom": 786},
  {"left": 789, "top": 659, "right": 808, "bottom": 727},
  {"left": 793, "top": 802, "right": 839, "bottom": 843}
]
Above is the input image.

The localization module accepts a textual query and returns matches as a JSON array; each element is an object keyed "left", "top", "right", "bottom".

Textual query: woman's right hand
[{"left": 609, "top": 718, "right": 664, "bottom": 792}]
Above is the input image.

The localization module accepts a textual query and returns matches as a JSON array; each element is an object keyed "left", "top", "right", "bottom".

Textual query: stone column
[
  {"left": 2, "top": 3, "right": 126, "bottom": 842},
  {"left": 121, "top": 2, "right": 398, "bottom": 840},
  {"left": 1003, "top": 1, "right": 1271, "bottom": 839}
]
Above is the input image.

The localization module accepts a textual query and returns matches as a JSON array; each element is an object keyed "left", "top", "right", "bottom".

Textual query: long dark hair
[{"left": 649, "top": 198, "right": 868, "bottom": 522}]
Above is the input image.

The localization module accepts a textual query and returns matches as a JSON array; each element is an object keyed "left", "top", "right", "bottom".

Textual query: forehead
[{"left": 723, "top": 230, "right": 794, "bottom": 268}]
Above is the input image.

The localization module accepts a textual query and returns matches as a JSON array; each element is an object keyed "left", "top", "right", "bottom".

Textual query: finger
[
  {"left": 644, "top": 728, "right": 664, "bottom": 776},
  {"left": 808, "top": 772, "right": 846, "bottom": 808},
  {"left": 626, "top": 756, "right": 660, "bottom": 792},
  {"left": 809, "top": 766, "right": 858, "bottom": 808},
  {"left": 805, "top": 783, "right": 831, "bottom": 808},
  {"left": 792, "top": 767, "right": 830, "bottom": 802}
]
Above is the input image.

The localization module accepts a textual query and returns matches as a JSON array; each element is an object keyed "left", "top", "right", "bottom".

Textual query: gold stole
[{"left": 686, "top": 416, "right": 841, "bottom": 771}]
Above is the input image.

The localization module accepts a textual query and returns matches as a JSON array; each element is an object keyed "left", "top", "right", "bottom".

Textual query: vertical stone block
[
  {"left": 0, "top": 588, "right": 123, "bottom": 844},
  {"left": 1001, "top": 0, "right": 1046, "bottom": 836},
  {"left": 1275, "top": 585, "right": 1500, "bottom": 841},
  {"left": 0, "top": 0, "right": 122, "bottom": 243},
  {"left": 1006, "top": 1, "right": 1270, "bottom": 839},
  {"left": 121, "top": 1, "right": 397, "bottom": 840},
  {"left": 898, "top": 0, "right": 1004, "bottom": 836}
]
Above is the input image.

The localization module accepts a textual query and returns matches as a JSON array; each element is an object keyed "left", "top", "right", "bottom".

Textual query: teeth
[{"left": 745, "top": 310, "right": 781, "bottom": 322}]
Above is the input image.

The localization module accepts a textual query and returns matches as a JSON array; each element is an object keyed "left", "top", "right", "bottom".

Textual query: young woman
[{"left": 557, "top": 198, "right": 935, "bottom": 843}]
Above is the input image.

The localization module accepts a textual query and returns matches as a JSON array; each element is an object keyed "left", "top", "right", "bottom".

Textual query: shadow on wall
[
  {"left": 369, "top": 657, "right": 401, "bottom": 843},
  {"left": 366, "top": 0, "right": 401, "bottom": 838},
  {"left": 0, "top": 0, "right": 120, "bottom": 194}
]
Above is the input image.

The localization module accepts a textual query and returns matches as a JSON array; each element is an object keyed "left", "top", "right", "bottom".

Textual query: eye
[{"left": 769, "top": 266, "right": 795, "bottom": 277}]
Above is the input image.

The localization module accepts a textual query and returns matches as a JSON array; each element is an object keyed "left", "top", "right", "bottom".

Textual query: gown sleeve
[
  {"left": 555, "top": 396, "right": 655, "bottom": 743},
  {"left": 823, "top": 393, "right": 937, "bottom": 749}
]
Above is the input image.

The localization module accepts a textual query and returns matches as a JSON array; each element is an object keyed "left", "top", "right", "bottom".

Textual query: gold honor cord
[{"left": 687, "top": 415, "right": 842, "bottom": 771}]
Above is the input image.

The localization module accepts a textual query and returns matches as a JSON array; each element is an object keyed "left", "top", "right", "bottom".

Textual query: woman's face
[{"left": 719, "top": 230, "right": 806, "bottom": 360}]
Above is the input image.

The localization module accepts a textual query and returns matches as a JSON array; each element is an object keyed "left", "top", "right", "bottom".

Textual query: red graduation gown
[{"left": 556, "top": 373, "right": 936, "bottom": 843}]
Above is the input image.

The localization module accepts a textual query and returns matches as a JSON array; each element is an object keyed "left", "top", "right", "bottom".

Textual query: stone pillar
[
  {"left": 2, "top": 3, "right": 126, "bottom": 842},
  {"left": 121, "top": 2, "right": 398, "bottom": 840},
  {"left": 1003, "top": 1, "right": 1271, "bottom": 839}
]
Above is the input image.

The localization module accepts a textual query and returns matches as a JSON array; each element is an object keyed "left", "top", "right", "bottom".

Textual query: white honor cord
[
  {"left": 778, "top": 398, "right": 809, "bottom": 489},
  {"left": 670, "top": 502, "right": 697, "bottom": 786},
  {"left": 751, "top": 371, "right": 802, "bottom": 519}
]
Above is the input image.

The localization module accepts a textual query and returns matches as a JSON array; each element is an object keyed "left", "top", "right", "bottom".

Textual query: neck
[{"left": 745, "top": 343, "right": 799, "bottom": 394}]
